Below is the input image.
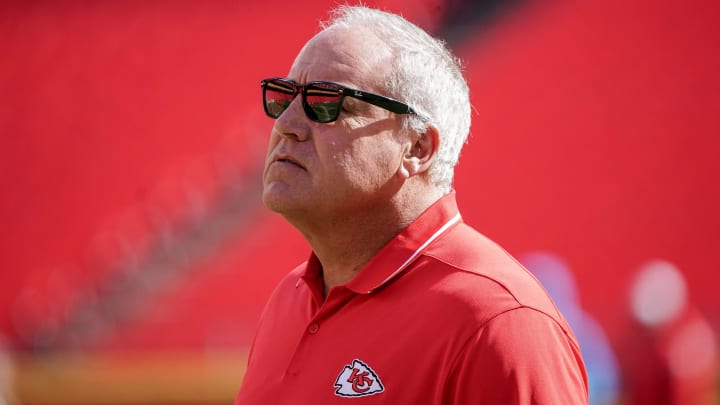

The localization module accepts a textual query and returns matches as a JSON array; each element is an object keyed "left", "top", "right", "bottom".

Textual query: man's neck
[
  {"left": 307, "top": 204, "right": 409, "bottom": 295},
  {"left": 290, "top": 189, "right": 442, "bottom": 297}
]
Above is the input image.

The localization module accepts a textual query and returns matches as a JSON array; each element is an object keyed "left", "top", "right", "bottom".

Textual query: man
[{"left": 236, "top": 5, "right": 587, "bottom": 404}]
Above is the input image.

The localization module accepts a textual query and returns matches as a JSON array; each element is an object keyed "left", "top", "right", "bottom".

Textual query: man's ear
[{"left": 399, "top": 125, "right": 439, "bottom": 179}]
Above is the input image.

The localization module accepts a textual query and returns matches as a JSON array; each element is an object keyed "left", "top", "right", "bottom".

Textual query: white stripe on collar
[{"left": 370, "top": 212, "right": 462, "bottom": 292}]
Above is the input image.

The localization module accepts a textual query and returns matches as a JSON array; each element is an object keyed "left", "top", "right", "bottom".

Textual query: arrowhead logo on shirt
[{"left": 334, "top": 359, "right": 384, "bottom": 397}]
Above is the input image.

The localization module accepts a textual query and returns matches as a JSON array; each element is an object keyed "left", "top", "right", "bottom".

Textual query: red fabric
[{"left": 236, "top": 194, "right": 587, "bottom": 404}]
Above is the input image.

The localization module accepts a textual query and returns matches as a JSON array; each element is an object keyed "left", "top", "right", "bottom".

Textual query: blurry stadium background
[{"left": 1, "top": 0, "right": 719, "bottom": 404}]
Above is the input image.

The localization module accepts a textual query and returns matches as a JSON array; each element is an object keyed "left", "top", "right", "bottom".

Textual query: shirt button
[{"left": 308, "top": 323, "right": 320, "bottom": 334}]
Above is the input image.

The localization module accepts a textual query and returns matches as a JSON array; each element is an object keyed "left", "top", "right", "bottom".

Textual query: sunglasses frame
[{"left": 261, "top": 77, "right": 428, "bottom": 123}]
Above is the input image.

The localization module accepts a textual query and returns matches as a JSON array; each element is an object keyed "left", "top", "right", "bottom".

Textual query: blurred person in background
[
  {"left": 618, "top": 259, "right": 718, "bottom": 405},
  {"left": 522, "top": 251, "right": 621, "bottom": 405},
  {"left": 236, "top": 5, "right": 587, "bottom": 404}
]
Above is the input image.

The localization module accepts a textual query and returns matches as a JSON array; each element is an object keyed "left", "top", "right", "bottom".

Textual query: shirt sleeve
[{"left": 444, "top": 306, "right": 588, "bottom": 404}]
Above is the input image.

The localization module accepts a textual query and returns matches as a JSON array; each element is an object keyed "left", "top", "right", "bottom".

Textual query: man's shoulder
[
  {"left": 419, "top": 222, "right": 562, "bottom": 323},
  {"left": 259, "top": 261, "right": 310, "bottom": 306},
  {"left": 271, "top": 261, "right": 308, "bottom": 292}
]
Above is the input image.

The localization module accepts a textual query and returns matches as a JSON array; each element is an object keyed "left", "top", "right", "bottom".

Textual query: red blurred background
[{"left": 1, "top": 0, "right": 718, "bottom": 403}]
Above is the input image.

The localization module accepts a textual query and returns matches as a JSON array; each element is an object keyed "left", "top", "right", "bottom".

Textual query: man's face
[{"left": 262, "top": 28, "right": 409, "bottom": 222}]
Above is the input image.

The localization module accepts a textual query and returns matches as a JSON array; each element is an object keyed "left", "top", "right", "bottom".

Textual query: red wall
[{"left": 1, "top": 0, "right": 718, "bottom": 354}]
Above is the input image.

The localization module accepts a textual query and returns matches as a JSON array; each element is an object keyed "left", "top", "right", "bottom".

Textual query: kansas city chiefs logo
[{"left": 334, "top": 359, "right": 385, "bottom": 397}]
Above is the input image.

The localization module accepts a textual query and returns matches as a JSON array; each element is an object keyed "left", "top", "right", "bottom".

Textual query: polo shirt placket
[{"left": 284, "top": 279, "right": 356, "bottom": 377}]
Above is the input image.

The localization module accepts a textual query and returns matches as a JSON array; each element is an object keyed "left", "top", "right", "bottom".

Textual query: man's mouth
[{"left": 274, "top": 155, "right": 305, "bottom": 169}]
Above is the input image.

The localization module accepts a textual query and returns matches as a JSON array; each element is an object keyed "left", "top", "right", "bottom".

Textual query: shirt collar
[{"left": 301, "top": 192, "right": 462, "bottom": 296}]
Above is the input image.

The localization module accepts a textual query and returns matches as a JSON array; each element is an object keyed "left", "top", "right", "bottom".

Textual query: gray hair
[{"left": 322, "top": 6, "right": 472, "bottom": 194}]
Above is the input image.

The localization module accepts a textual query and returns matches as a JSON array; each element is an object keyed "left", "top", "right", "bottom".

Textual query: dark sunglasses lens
[
  {"left": 305, "top": 83, "right": 343, "bottom": 123},
  {"left": 263, "top": 80, "right": 296, "bottom": 118}
]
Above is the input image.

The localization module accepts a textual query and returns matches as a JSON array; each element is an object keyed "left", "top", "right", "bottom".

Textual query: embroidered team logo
[{"left": 334, "top": 359, "right": 385, "bottom": 397}]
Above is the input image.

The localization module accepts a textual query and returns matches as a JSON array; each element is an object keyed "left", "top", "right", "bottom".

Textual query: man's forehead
[{"left": 288, "top": 27, "right": 392, "bottom": 85}]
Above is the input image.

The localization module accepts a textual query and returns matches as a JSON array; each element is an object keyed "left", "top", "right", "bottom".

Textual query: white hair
[{"left": 322, "top": 5, "right": 472, "bottom": 194}]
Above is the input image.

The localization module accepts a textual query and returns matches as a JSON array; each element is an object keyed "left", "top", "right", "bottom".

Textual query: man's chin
[{"left": 262, "top": 188, "right": 305, "bottom": 215}]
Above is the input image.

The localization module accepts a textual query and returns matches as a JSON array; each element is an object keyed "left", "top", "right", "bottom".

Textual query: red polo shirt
[{"left": 236, "top": 193, "right": 588, "bottom": 404}]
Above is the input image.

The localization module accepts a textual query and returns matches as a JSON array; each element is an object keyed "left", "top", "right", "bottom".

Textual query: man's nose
[{"left": 273, "top": 96, "right": 310, "bottom": 142}]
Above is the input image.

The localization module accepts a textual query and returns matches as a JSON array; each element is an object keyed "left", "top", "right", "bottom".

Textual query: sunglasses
[{"left": 261, "top": 77, "right": 428, "bottom": 123}]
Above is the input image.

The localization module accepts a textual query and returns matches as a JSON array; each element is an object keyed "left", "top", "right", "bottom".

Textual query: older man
[{"left": 236, "top": 5, "right": 587, "bottom": 404}]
